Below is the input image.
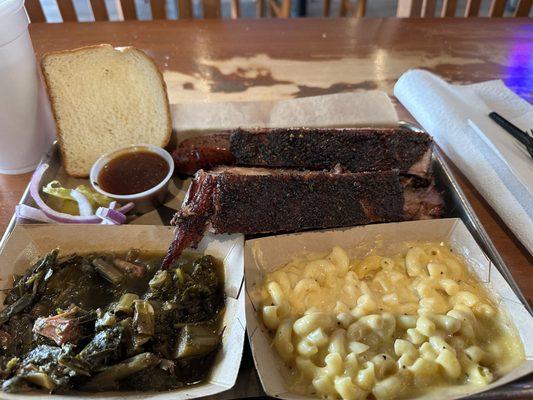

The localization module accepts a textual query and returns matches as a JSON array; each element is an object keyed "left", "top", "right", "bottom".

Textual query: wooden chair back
[
  {"left": 27, "top": 0, "right": 531, "bottom": 22},
  {"left": 25, "top": 0, "right": 243, "bottom": 22},
  {"left": 397, "top": 0, "right": 531, "bottom": 17},
  {"left": 323, "top": 0, "right": 365, "bottom": 17},
  {"left": 267, "top": 0, "right": 291, "bottom": 17}
]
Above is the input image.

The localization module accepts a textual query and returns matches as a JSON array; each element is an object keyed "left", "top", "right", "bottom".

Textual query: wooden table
[
  {"left": 16, "top": 17, "right": 531, "bottom": 290},
  {"left": 0, "top": 17, "right": 532, "bottom": 397},
  {"left": 5, "top": 17, "right": 533, "bottom": 290}
]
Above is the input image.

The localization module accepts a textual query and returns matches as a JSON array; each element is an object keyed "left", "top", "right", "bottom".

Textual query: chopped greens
[{"left": 0, "top": 250, "right": 224, "bottom": 393}]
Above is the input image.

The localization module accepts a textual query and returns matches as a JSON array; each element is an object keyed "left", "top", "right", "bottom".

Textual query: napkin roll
[{"left": 394, "top": 69, "right": 533, "bottom": 254}]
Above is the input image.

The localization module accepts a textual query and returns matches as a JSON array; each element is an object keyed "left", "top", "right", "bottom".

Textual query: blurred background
[{"left": 38, "top": 0, "right": 524, "bottom": 21}]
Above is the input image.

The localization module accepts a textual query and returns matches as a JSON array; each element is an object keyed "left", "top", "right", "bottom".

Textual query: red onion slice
[
  {"left": 70, "top": 189, "right": 93, "bottom": 216},
  {"left": 29, "top": 164, "right": 135, "bottom": 224},
  {"left": 96, "top": 207, "right": 127, "bottom": 225},
  {"left": 16, "top": 205, "right": 56, "bottom": 223}
]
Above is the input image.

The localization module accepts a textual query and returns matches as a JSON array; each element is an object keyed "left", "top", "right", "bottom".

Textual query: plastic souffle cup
[
  {"left": 0, "top": 0, "right": 55, "bottom": 174},
  {"left": 90, "top": 144, "right": 175, "bottom": 214}
]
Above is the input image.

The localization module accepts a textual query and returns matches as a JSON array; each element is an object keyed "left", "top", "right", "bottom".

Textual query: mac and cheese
[{"left": 260, "top": 243, "right": 523, "bottom": 399}]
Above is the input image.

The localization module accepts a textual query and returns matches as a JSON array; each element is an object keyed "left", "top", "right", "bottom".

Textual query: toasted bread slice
[{"left": 41, "top": 44, "right": 171, "bottom": 177}]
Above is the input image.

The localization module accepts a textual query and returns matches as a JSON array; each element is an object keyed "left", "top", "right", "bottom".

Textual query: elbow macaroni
[{"left": 260, "top": 243, "right": 524, "bottom": 400}]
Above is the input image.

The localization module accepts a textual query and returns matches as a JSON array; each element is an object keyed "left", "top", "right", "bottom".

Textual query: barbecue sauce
[{"left": 98, "top": 151, "right": 169, "bottom": 195}]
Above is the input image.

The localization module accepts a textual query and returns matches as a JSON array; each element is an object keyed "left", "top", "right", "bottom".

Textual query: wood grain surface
[
  {"left": 0, "top": 173, "right": 32, "bottom": 237},
  {"left": 26, "top": 18, "right": 533, "bottom": 104},
  {"left": 1, "top": 18, "right": 531, "bottom": 305}
]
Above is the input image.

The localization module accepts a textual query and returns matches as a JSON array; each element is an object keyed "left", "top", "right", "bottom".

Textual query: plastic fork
[{"left": 488, "top": 112, "right": 533, "bottom": 159}]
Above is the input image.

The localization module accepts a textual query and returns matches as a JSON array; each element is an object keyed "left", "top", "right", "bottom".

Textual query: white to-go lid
[{"left": 0, "top": 0, "right": 29, "bottom": 47}]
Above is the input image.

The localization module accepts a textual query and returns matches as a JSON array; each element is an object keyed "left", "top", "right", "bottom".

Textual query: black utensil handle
[{"left": 488, "top": 112, "right": 532, "bottom": 147}]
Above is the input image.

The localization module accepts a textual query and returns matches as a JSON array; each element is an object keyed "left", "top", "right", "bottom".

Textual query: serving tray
[{"left": 0, "top": 122, "right": 531, "bottom": 399}]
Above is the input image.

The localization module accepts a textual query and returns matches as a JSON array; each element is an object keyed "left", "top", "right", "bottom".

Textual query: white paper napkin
[{"left": 394, "top": 69, "right": 533, "bottom": 254}]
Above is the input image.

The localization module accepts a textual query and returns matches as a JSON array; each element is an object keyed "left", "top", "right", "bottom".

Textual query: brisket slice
[
  {"left": 162, "top": 167, "right": 406, "bottom": 268},
  {"left": 162, "top": 167, "right": 445, "bottom": 269},
  {"left": 230, "top": 128, "right": 433, "bottom": 178},
  {"left": 402, "top": 177, "right": 444, "bottom": 220},
  {"left": 209, "top": 167, "right": 404, "bottom": 234}
]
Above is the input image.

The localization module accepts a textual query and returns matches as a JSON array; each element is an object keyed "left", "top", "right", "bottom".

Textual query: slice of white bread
[{"left": 41, "top": 44, "right": 172, "bottom": 177}]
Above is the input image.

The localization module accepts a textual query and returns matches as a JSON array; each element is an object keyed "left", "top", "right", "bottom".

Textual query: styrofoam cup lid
[
  {"left": 0, "top": 0, "right": 23, "bottom": 16},
  {"left": 0, "top": 0, "right": 29, "bottom": 46}
]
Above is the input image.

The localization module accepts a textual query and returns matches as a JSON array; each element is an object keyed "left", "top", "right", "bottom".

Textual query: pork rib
[{"left": 162, "top": 171, "right": 216, "bottom": 269}]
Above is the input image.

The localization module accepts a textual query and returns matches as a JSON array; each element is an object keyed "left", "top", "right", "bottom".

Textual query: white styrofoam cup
[{"left": 0, "top": 0, "right": 54, "bottom": 174}]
